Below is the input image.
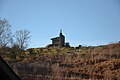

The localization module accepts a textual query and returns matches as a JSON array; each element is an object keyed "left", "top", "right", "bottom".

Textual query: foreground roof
[{"left": 0, "top": 56, "right": 21, "bottom": 80}]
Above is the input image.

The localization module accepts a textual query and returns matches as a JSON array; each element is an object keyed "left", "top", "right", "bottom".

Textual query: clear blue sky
[{"left": 1, "top": 0, "right": 120, "bottom": 47}]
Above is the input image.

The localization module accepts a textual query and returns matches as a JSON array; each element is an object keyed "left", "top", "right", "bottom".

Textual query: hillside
[{"left": 1, "top": 42, "right": 120, "bottom": 80}]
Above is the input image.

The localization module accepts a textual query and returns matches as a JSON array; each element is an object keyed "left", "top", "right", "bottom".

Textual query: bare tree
[
  {"left": 0, "top": 18, "right": 12, "bottom": 48},
  {"left": 14, "top": 29, "right": 30, "bottom": 50}
]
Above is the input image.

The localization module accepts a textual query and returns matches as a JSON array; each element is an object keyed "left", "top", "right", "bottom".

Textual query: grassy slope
[{"left": 2, "top": 42, "right": 120, "bottom": 80}]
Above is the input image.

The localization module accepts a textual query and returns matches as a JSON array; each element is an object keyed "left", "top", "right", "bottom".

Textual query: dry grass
[{"left": 2, "top": 42, "right": 120, "bottom": 80}]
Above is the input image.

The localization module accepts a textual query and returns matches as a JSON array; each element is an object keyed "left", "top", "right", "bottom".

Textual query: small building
[
  {"left": 51, "top": 30, "right": 65, "bottom": 48},
  {"left": 65, "top": 42, "right": 70, "bottom": 47}
]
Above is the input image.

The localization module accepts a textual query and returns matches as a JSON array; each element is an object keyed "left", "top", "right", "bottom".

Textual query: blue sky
[{"left": 1, "top": 0, "right": 120, "bottom": 47}]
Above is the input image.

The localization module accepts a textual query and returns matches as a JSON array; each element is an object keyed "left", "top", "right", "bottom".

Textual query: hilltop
[{"left": 1, "top": 42, "right": 120, "bottom": 80}]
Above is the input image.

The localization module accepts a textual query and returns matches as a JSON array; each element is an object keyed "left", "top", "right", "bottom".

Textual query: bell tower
[{"left": 59, "top": 29, "right": 65, "bottom": 48}]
